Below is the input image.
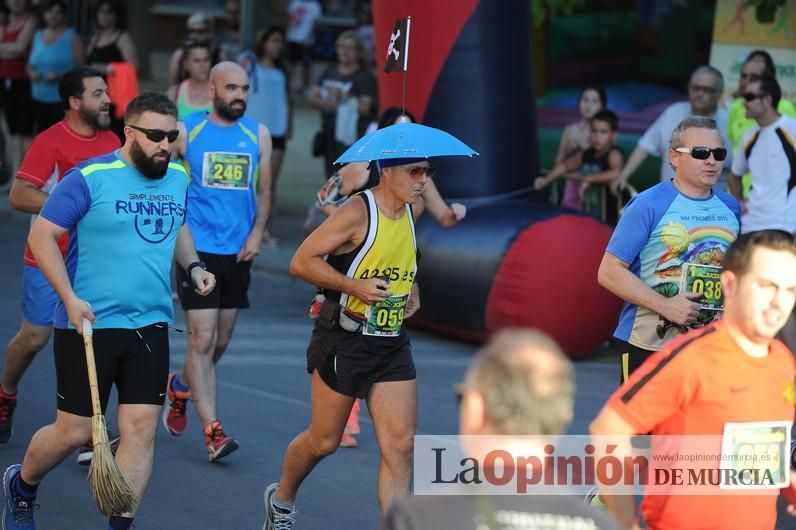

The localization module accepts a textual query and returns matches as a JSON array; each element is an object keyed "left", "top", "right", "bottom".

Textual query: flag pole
[{"left": 402, "top": 17, "right": 411, "bottom": 117}]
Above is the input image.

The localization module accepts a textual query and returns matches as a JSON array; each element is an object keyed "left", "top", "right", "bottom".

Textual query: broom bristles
[{"left": 88, "top": 414, "right": 137, "bottom": 516}]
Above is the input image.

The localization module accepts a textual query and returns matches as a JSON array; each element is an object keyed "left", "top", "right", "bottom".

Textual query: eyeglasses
[
  {"left": 127, "top": 124, "right": 179, "bottom": 143},
  {"left": 188, "top": 26, "right": 209, "bottom": 34},
  {"left": 742, "top": 92, "right": 765, "bottom": 102},
  {"left": 689, "top": 84, "right": 719, "bottom": 95},
  {"left": 405, "top": 165, "right": 437, "bottom": 179},
  {"left": 672, "top": 146, "right": 728, "bottom": 161}
]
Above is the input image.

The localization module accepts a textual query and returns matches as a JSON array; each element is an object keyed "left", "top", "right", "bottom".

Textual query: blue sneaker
[{"left": 2, "top": 464, "right": 36, "bottom": 529}]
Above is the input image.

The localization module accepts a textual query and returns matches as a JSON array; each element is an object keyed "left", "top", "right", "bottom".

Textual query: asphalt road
[{"left": 0, "top": 219, "right": 793, "bottom": 530}]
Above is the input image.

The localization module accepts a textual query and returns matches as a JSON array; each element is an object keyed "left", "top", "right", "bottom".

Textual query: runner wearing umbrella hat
[{"left": 262, "top": 123, "right": 477, "bottom": 529}]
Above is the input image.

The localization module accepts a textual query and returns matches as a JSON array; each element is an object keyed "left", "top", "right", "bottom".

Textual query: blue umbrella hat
[{"left": 335, "top": 121, "right": 478, "bottom": 165}]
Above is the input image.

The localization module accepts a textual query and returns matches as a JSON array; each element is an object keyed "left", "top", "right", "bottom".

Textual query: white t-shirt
[
  {"left": 287, "top": 0, "right": 322, "bottom": 45},
  {"left": 731, "top": 114, "right": 796, "bottom": 234},
  {"left": 638, "top": 101, "right": 731, "bottom": 183}
]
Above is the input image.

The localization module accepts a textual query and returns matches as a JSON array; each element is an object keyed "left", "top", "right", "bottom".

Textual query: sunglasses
[
  {"left": 127, "top": 124, "right": 180, "bottom": 143},
  {"left": 672, "top": 146, "right": 728, "bottom": 161},
  {"left": 742, "top": 92, "right": 765, "bottom": 102},
  {"left": 405, "top": 165, "right": 438, "bottom": 179}
]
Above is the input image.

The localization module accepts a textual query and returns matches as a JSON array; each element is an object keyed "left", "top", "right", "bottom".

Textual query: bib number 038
[{"left": 681, "top": 263, "right": 724, "bottom": 311}]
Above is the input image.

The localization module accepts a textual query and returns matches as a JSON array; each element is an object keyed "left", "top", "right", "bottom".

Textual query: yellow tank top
[{"left": 327, "top": 190, "right": 417, "bottom": 335}]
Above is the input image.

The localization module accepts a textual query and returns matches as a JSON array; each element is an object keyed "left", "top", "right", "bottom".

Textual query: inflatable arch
[{"left": 372, "top": 0, "right": 622, "bottom": 356}]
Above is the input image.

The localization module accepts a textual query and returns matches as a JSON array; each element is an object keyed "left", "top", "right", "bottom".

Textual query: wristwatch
[{"left": 187, "top": 261, "right": 207, "bottom": 276}]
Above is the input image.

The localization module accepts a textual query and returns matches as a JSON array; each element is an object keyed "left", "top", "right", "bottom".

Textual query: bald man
[{"left": 163, "top": 61, "right": 273, "bottom": 462}]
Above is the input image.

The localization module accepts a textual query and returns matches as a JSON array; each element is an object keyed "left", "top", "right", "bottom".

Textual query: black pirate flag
[{"left": 384, "top": 18, "right": 411, "bottom": 73}]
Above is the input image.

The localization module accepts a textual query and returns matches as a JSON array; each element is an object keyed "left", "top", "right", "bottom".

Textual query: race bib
[
  {"left": 202, "top": 152, "right": 252, "bottom": 190},
  {"left": 719, "top": 421, "right": 791, "bottom": 490},
  {"left": 681, "top": 263, "right": 723, "bottom": 311},
  {"left": 363, "top": 294, "right": 409, "bottom": 337}
]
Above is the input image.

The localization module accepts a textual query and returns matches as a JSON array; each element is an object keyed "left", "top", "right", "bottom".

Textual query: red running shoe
[
  {"left": 205, "top": 420, "right": 239, "bottom": 462},
  {"left": 162, "top": 373, "right": 191, "bottom": 436}
]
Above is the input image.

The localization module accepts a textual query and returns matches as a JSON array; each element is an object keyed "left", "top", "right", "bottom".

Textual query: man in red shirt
[
  {"left": 591, "top": 230, "right": 796, "bottom": 530},
  {"left": 0, "top": 67, "right": 119, "bottom": 444}
]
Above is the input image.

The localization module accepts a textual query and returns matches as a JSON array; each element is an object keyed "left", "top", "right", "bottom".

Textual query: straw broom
[{"left": 82, "top": 318, "right": 137, "bottom": 516}]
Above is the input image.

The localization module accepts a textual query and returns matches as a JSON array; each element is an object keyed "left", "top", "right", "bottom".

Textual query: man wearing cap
[{"left": 262, "top": 156, "right": 428, "bottom": 529}]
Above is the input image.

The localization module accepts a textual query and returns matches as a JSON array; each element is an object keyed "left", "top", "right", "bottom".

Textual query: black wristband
[{"left": 187, "top": 261, "right": 207, "bottom": 277}]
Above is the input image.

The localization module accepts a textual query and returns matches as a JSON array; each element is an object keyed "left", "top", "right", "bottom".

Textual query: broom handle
[{"left": 82, "top": 319, "right": 103, "bottom": 417}]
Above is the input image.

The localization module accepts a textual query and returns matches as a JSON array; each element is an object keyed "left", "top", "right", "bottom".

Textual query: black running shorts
[
  {"left": 306, "top": 322, "right": 416, "bottom": 398},
  {"left": 177, "top": 251, "right": 251, "bottom": 310},
  {"left": 615, "top": 339, "right": 656, "bottom": 386},
  {"left": 54, "top": 323, "right": 169, "bottom": 417}
]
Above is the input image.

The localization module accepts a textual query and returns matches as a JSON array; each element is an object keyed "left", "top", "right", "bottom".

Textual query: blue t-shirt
[
  {"left": 29, "top": 28, "right": 77, "bottom": 103},
  {"left": 40, "top": 151, "right": 189, "bottom": 329},
  {"left": 606, "top": 180, "right": 740, "bottom": 350},
  {"left": 182, "top": 112, "right": 260, "bottom": 255}
]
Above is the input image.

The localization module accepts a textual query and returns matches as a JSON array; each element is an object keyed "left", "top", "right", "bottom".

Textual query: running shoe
[
  {"left": 584, "top": 486, "right": 606, "bottom": 510},
  {"left": 205, "top": 420, "right": 239, "bottom": 462},
  {"left": 77, "top": 432, "right": 121, "bottom": 466},
  {"left": 3, "top": 464, "right": 37, "bottom": 529},
  {"left": 0, "top": 394, "right": 17, "bottom": 444},
  {"left": 162, "top": 373, "right": 191, "bottom": 436},
  {"left": 262, "top": 483, "right": 296, "bottom": 530}
]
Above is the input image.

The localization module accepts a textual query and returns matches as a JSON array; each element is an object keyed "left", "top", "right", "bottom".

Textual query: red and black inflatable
[{"left": 372, "top": 0, "right": 621, "bottom": 356}]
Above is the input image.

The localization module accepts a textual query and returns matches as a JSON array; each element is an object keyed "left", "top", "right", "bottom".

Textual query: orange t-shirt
[{"left": 608, "top": 321, "right": 795, "bottom": 530}]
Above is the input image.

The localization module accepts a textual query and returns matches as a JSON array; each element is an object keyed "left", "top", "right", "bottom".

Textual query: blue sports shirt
[
  {"left": 606, "top": 180, "right": 740, "bottom": 350},
  {"left": 39, "top": 150, "right": 188, "bottom": 329},
  {"left": 182, "top": 112, "right": 260, "bottom": 255}
]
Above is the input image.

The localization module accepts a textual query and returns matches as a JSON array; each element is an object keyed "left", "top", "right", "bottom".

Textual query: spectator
[
  {"left": 85, "top": 0, "right": 137, "bottom": 140},
  {"left": 613, "top": 65, "right": 729, "bottom": 193},
  {"left": 380, "top": 329, "right": 621, "bottom": 530},
  {"left": 355, "top": 2, "right": 374, "bottom": 67},
  {"left": 552, "top": 85, "right": 607, "bottom": 210},
  {"left": 85, "top": 0, "right": 137, "bottom": 74},
  {"left": 728, "top": 76, "right": 796, "bottom": 235},
  {"left": 727, "top": 50, "right": 796, "bottom": 198},
  {"left": 168, "top": 13, "right": 222, "bottom": 87},
  {"left": 0, "top": 0, "right": 36, "bottom": 177},
  {"left": 166, "top": 39, "right": 212, "bottom": 119},
  {"left": 242, "top": 26, "right": 291, "bottom": 235},
  {"left": 27, "top": 0, "right": 84, "bottom": 134},
  {"left": 536, "top": 109, "right": 624, "bottom": 225},
  {"left": 286, "top": 0, "right": 321, "bottom": 94},
  {"left": 308, "top": 29, "right": 376, "bottom": 178},
  {"left": 216, "top": 0, "right": 241, "bottom": 63}
]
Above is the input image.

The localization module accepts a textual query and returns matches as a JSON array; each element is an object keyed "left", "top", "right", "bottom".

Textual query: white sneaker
[{"left": 263, "top": 483, "right": 297, "bottom": 530}]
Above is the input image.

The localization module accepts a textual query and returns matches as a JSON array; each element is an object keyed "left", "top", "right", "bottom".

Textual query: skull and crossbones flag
[{"left": 384, "top": 17, "right": 410, "bottom": 73}]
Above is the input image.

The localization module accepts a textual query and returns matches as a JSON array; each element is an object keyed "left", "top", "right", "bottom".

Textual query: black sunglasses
[
  {"left": 672, "top": 146, "right": 728, "bottom": 161},
  {"left": 127, "top": 124, "right": 180, "bottom": 143},
  {"left": 742, "top": 92, "right": 765, "bottom": 102}
]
